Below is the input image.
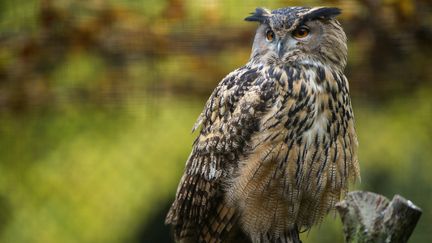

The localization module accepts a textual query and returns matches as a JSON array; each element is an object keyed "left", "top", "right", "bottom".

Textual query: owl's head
[{"left": 246, "top": 7, "right": 347, "bottom": 70}]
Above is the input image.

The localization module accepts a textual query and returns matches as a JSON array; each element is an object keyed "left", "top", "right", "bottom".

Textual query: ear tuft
[
  {"left": 303, "top": 7, "right": 341, "bottom": 22},
  {"left": 244, "top": 7, "right": 271, "bottom": 23}
]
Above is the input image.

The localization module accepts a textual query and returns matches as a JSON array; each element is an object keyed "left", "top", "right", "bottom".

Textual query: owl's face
[{"left": 246, "top": 7, "right": 347, "bottom": 70}]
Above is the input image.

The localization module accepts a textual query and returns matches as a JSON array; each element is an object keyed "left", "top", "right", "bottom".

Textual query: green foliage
[
  {"left": 0, "top": 99, "right": 202, "bottom": 243},
  {"left": 0, "top": 0, "right": 38, "bottom": 32},
  {"left": 355, "top": 89, "right": 432, "bottom": 242}
]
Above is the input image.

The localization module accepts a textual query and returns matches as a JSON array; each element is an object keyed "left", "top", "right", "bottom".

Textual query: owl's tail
[
  {"left": 285, "top": 226, "right": 302, "bottom": 243},
  {"left": 265, "top": 225, "right": 301, "bottom": 243}
]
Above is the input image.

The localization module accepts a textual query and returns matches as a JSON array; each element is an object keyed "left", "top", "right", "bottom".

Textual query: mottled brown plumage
[{"left": 166, "top": 6, "right": 360, "bottom": 243}]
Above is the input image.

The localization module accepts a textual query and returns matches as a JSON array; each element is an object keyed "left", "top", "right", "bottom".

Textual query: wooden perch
[{"left": 336, "top": 191, "right": 422, "bottom": 243}]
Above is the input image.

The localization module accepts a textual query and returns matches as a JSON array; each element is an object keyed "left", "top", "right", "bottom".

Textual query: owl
[{"left": 165, "top": 6, "right": 360, "bottom": 243}]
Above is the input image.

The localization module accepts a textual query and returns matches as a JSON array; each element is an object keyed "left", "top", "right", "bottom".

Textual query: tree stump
[{"left": 336, "top": 191, "right": 422, "bottom": 243}]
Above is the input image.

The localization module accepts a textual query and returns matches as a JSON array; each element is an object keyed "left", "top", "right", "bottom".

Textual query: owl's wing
[{"left": 165, "top": 65, "right": 274, "bottom": 242}]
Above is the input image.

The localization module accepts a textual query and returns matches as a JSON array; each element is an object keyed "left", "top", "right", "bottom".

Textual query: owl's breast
[{"left": 224, "top": 66, "right": 358, "bottom": 239}]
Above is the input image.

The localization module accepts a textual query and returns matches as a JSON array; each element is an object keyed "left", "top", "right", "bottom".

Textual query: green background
[{"left": 0, "top": 0, "right": 431, "bottom": 242}]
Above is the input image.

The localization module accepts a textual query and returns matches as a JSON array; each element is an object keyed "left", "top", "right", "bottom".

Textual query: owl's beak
[{"left": 277, "top": 41, "right": 284, "bottom": 58}]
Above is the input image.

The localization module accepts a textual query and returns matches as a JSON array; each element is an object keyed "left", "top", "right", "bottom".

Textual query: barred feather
[{"left": 166, "top": 6, "right": 359, "bottom": 243}]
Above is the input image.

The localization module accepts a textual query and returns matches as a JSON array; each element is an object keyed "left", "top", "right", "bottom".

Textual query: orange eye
[
  {"left": 266, "top": 29, "right": 275, "bottom": 42},
  {"left": 292, "top": 26, "right": 310, "bottom": 39}
]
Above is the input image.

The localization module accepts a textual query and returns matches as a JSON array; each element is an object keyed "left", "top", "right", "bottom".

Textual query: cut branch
[{"left": 336, "top": 191, "right": 422, "bottom": 243}]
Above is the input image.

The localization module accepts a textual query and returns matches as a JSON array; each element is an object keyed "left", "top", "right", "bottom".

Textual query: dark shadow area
[{"left": 135, "top": 201, "right": 173, "bottom": 243}]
